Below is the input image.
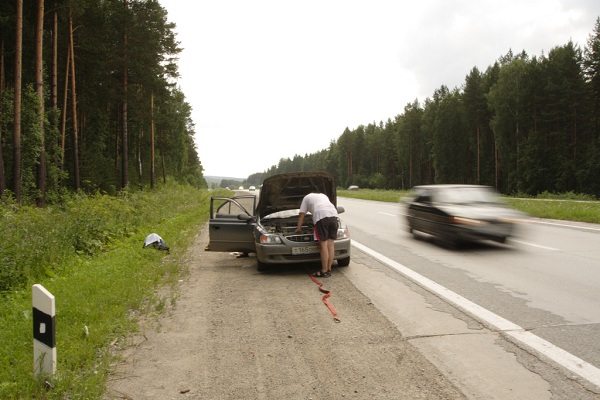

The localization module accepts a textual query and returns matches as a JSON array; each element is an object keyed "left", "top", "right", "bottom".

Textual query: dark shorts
[{"left": 314, "top": 216, "right": 338, "bottom": 241}]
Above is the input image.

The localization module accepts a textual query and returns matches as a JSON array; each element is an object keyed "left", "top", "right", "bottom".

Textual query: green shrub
[{"left": 0, "top": 182, "right": 227, "bottom": 398}]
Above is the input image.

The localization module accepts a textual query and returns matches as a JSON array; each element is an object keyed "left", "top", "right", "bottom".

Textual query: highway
[{"left": 338, "top": 196, "right": 600, "bottom": 398}]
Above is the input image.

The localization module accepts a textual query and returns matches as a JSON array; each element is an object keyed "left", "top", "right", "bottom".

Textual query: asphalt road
[{"left": 337, "top": 196, "right": 600, "bottom": 398}]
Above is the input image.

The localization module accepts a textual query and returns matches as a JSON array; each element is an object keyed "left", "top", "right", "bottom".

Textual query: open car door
[{"left": 207, "top": 195, "right": 257, "bottom": 254}]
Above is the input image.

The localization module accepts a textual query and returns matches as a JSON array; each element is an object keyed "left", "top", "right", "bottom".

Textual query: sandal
[{"left": 313, "top": 271, "right": 328, "bottom": 278}]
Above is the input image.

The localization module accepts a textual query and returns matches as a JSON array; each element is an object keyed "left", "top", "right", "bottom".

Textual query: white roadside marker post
[{"left": 32, "top": 284, "right": 56, "bottom": 376}]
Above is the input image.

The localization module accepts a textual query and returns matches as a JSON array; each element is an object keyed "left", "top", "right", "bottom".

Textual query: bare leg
[
  {"left": 319, "top": 240, "right": 329, "bottom": 273},
  {"left": 326, "top": 239, "right": 334, "bottom": 273}
]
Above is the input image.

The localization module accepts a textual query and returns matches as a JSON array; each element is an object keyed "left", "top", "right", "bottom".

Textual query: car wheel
[
  {"left": 440, "top": 235, "right": 460, "bottom": 249},
  {"left": 337, "top": 256, "right": 350, "bottom": 267},
  {"left": 257, "top": 260, "right": 270, "bottom": 272}
]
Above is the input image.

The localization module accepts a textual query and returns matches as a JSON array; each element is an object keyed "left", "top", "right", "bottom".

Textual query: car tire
[
  {"left": 257, "top": 260, "right": 270, "bottom": 272},
  {"left": 440, "top": 235, "right": 460, "bottom": 249},
  {"left": 337, "top": 256, "right": 350, "bottom": 267}
]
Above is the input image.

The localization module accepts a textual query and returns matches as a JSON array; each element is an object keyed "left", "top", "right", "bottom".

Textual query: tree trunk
[
  {"left": 150, "top": 91, "right": 155, "bottom": 189},
  {"left": 114, "top": 107, "right": 119, "bottom": 172},
  {"left": 121, "top": 71, "right": 129, "bottom": 189},
  {"left": 161, "top": 147, "right": 166, "bottom": 183},
  {"left": 0, "top": 40, "right": 6, "bottom": 195},
  {"left": 35, "top": 0, "right": 46, "bottom": 206},
  {"left": 137, "top": 127, "right": 143, "bottom": 182},
  {"left": 121, "top": 0, "right": 129, "bottom": 189},
  {"left": 69, "top": 11, "right": 80, "bottom": 190},
  {"left": 52, "top": 0, "right": 58, "bottom": 111},
  {"left": 61, "top": 43, "right": 70, "bottom": 170},
  {"left": 13, "top": 0, "right": 23, "bottom": 204}
]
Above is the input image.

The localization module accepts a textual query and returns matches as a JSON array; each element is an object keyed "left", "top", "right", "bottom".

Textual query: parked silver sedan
[
  {"left": 405, "top": 184, "right": 527, "bottom": 247},
  {"left": 207, "top": 172, "right": 351, "bottom": 271}
]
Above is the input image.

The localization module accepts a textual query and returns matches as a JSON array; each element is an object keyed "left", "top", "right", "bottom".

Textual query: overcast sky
[{"left": 159, "top": 0, "right": 600, "bottom": 179}]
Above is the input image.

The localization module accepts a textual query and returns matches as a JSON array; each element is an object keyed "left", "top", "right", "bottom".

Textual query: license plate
[{"left": 292, "top": 245, "right": 319, "bottom": 255}]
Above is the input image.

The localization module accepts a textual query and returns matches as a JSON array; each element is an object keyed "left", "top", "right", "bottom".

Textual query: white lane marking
[
  {"left": 378, "top": 212, "right": 397, "bottom": 217},
  {"left": 352, "top": 240, "right": 600, "bottom": 389},
  {"left": 511, "top": 239, "right": 559, "bottom": 251},
  {"left": 528, "top": 219, "right": 600, "bottom": 232}
]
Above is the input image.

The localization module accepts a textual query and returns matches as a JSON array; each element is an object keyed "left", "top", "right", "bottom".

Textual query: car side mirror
[
  {"left": 336, "top": 206, "right": 345, "bottom": 214},
  {"left": 237, "top": 212, "right": 254, "bottom": 221}
]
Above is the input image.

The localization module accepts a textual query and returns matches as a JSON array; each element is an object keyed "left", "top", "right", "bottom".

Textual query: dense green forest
[
  {"left": 2, "top": 1, "right": 600, "bottom": 202},
  {"left": 246, "top": 18, "right": 600, "bottom": 198},
  {"left": 0, "top": 0, "right": 204, "bottom": 206}
]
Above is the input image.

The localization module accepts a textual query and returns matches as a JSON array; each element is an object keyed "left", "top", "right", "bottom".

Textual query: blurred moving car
[
  {"left": 207, "top": 172, "right": 351, "bottom": 271},
  {"left": 347, "top": 185, "right": 359, "bottom": 190},
  {"left": 404, "top": 184, "right": 526, "bottom": 247},
  {"left": 249, "top": 185, "right": 256, "bottom": 191}
]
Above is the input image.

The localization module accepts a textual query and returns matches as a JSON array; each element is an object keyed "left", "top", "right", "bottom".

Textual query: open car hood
[{"left": 257, "top": 172, "right": 337, "bottom": 219}]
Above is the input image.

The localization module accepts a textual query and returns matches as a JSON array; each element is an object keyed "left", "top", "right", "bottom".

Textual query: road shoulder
[{"left": 105, "top": 225, "right": 466, "bottom": 399}]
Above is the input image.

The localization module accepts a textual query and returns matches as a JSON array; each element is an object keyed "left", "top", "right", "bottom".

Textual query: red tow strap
[{"left": 309, "top": 273, "right": 341, "bottom": 323}]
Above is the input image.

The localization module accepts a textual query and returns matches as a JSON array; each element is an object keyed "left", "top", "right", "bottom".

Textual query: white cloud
[{"left": 160, "top": 0, "right": 600, "bottom": 178}]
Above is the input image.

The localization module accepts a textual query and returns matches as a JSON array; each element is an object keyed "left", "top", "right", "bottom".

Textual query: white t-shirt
[{"left": 299, "top": 193, "right": 337, "bottom": 224}]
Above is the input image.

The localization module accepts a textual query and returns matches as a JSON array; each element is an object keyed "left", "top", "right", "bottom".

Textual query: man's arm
[{"left": 294, "top": 212, "right": 305, "bottom": 233}]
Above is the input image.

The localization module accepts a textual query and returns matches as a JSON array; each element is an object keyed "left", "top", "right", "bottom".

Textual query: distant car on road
[
  {"left": 404, "top": 184, "right": 526, "bottom": 247},
  {"left": 347, "top": 185, "right": 359, "bottom": 190},
  {"left": 249, "top": 186, "right": 256, "bottom": 191},
  {"left": 238, "top": 186, "right": 244, "bottom": 190}
]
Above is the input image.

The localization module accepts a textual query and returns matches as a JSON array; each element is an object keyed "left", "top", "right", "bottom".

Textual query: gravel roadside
[{"left": 105, "top": 225, "right": 466, "bottom": 400}]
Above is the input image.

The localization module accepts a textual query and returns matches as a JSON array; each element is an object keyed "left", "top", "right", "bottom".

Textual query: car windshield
[{"left": 435, "top": 187, "right": 500, "bottom": 204}]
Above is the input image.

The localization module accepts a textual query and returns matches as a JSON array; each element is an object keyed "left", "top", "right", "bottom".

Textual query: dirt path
[{"left": 105, "top": 226, "right": 466, "bottom": 399}]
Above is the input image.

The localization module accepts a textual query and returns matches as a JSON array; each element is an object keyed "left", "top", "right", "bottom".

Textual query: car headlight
[
  {"left": 336, "top": 227, "right": 350, "bottom": 239},
  {"left": 260, "top": 234, "right": 282, "bottom": 244}
]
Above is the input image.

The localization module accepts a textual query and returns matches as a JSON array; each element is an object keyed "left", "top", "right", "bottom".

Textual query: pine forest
[
  {"left": 0, "top": 0, "right": 203, "bottom": 206},
  {"left": 2, "top": 2, "right": 600, "bottom": 205}
]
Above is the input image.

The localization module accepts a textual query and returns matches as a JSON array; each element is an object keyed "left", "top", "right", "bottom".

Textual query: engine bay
[{"left": 262, "top": 216, "right": 315, "bottom": 242}]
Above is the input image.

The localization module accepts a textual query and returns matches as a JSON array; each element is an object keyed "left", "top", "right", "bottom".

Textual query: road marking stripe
[
  {"left": 378, "top": 212, "right": 397, "bottom": 217},
  {"left": 352, "top": 240, "right": 600, "bottom": 388},
  {"left": 511, "top": 239, "right": 559, "bottom": 251},
  {"left": 528, "top": 219, "right": 600, "bottom": 232}
]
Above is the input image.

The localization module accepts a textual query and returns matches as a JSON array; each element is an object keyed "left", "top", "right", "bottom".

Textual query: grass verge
[{"left": 0, "top": 183, "right": 229, "bottom": 399}]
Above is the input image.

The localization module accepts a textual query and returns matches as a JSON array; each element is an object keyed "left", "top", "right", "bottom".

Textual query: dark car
[
  {"left": 404, "top": 184, "right": 526, "bottom": 247},
  {"left": 207, "top": 172, "right": 351, "bottom": 271}
]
